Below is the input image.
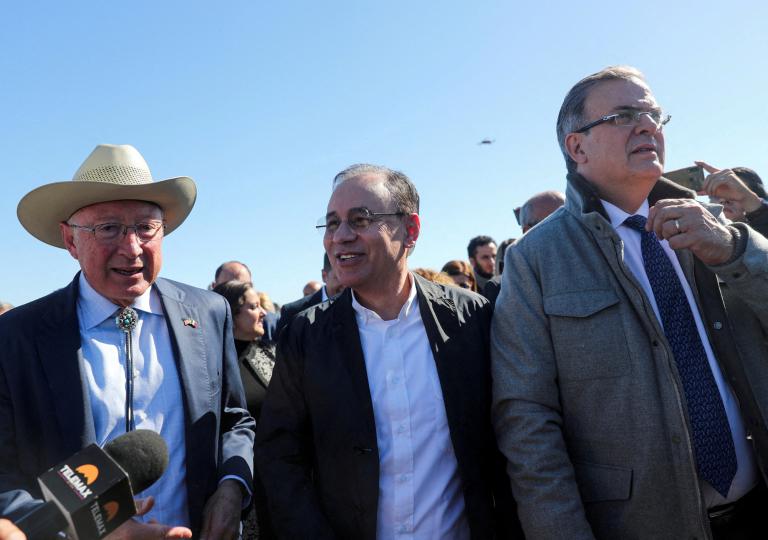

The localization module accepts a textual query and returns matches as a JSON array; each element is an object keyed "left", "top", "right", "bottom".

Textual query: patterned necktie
[{"left": 624, "top": 215, "right": 737, "bottom": 497}]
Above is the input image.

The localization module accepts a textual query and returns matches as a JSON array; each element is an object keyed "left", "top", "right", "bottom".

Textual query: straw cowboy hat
[{"left": 17, "top": 144, "right": 197, "bottom": 248}]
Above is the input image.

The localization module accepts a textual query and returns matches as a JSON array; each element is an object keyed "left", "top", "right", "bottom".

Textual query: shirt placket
[{"left": 384, "top": 321, "right": 415, "bottom": 537}]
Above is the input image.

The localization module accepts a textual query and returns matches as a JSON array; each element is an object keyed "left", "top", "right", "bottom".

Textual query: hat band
[{"left": 75, "top": 165, "right": 153, "bottom": 185}]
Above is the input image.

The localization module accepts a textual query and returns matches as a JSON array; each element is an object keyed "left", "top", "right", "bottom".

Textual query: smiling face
[
  {"left": 323, "top": 173, "right": 418, "bottom": 297},
  {"left": 233, "top": 288, "right": 266, "bottom": 341},
  {"left": 60, "top": 200, "right": 164, "bottom": 306},
  {"left": 566, "top": 78, "right": 665, "bottom": 210}
]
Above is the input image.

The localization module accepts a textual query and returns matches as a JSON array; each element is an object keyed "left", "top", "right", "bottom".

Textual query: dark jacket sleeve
[{"left": 254, "top": 318, "right": 338, "bottom": 539}]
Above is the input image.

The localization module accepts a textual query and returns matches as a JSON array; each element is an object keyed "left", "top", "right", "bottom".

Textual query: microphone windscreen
[{"left": 104, "top": 430, "right": 169, "bottom": 493}]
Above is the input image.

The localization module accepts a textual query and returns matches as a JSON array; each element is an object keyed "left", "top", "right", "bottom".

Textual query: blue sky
[{"left": 2, "top": 1, "right": 767, "bottom": 307}]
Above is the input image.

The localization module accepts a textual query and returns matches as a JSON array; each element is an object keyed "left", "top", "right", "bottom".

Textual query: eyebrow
[
  {"left": 324, "top": 207, "right": 372, "bottom": 219},
  {"left": 611, "top": 105, "right": 661, "bottom": 113}
]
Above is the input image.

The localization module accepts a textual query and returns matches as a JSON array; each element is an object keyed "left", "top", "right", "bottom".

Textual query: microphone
[{"left": 15, "top": 430, "right": 168, "bottom": 540}]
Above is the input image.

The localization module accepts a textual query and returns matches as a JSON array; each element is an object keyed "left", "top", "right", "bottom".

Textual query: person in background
[
  {"left": 466, "top": 235, "right": 497, "bottom": 291},
  {"left": 302, "top": 281, "right": 322, "bottom": 297},
  {"left": 412, "top": 268, "right": 457, "bottom": 287},
  {"left": 275, "top": 253, "right": 345, "bottom": 337},
  {"left": 441, "top": 260, "right": 478, "bottom": 292},
  {"left": 210, "top": 260, "right": 251, "bottom": 290},
  {"left": 0, "top": 303, "right": 12, "bottom": 317},
  {"left": 211, "top": 260, "right": 279, "bottom": 345},
  {"left": 213, "top": 280, "right": 276, "bottom": 540},
  {"left": 697, "top": 162, "right": 768, "bottom": 231},
  {"left": 519, "top": 191, "right": 566, "bottom": 233}
]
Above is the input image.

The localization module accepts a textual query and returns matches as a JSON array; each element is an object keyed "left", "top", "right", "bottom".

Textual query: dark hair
[
  {"left": 557, "top": 65, "right": 647, "bottom": 173},
  {"left": 214, "top": 260, "right": 251, "bottom": 282},
  {"left": 212, "top": 280, "right": 253, "bottom": 316},
  {"left": 333, "top": 163, "right": 420, "bottom": 214},
  {"left": 466, "top": 235, "right": 496, "bottom": 259},
  {"left": 732, "top": 167, "right": 767, "bottom": 199},
  {"left": 323, "top": 253, "right": 332, "bottom": 272},
  {"left": 495, "top": 238, "right": 516, "bottom": 275},
  {"left": 441, "top": 260, "right": 478, "bottom": 292}
]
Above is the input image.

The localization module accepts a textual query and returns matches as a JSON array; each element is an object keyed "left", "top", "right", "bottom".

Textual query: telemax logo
[{"left": 57, "top": 463, "right": 98, "bottom": 499}]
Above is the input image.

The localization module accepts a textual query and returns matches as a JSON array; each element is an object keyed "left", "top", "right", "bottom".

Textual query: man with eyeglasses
[
  {"left": 256, "top": 164, "right": 522, "bottom": 539},
  {"left": 492, "top": 66, "right": 768, "bottom": 539},
  {"left": 0, "top": 144, "right": 255, "bottom": 539}
]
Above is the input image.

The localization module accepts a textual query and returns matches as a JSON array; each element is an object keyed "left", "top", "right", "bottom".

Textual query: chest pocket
[{"left": 543, "top": 289, "right": 631, "bottom": 380}]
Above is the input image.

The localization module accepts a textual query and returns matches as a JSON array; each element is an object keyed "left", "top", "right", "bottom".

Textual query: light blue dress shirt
[
  {"left": 77, "top": 273, "right": 190, "bottom": 528},
  {"left": 603, "top": 200, "right": 758, "bottom": 508}
]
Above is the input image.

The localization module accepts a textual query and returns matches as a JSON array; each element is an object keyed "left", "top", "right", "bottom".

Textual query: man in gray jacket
[{"left": 492, "top": 65, "right": 768, "bottom": 539}]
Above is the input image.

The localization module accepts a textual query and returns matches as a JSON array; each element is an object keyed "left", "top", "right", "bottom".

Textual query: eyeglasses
[
  {"left": 68, "top": 221, "right": 165, "bottom": 243},
  {"left": 573, "top": 109, "right": 671, "bottom": 133},
  {"left": 316, "top": 208, "right": 405, "bottom": 235}
]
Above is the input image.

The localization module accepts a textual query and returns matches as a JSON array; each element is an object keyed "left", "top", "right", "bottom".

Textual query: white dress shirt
[
  {"left": 603, "top": 199, "right": 758, "bottom": 507},
  {"left": 352, "top": 276, "right": 469, "bottom": 540},
  {"left": 77, "top": 274, "right": 190, "bottom": 527}
]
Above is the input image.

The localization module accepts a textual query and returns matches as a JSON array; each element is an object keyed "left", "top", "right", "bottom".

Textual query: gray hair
[
  {"left": 332, "top": 163, "right": 420, "bottom": 214},
  {"left": 556, "top": 65, "right": 647, "bottom": 173}
]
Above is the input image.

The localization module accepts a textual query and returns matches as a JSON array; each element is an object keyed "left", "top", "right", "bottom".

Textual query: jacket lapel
[
  {"left": 154, "top": 279, "right": 210, "bottom": 417},
  {"left": 38, "top": 274, "right": 96, "bottom": 455},
  {"left": 413, "top": 276, "right": 469, "bottom": 441},
  {"left": 331, "top": 290, "right": 377, "bottom": 437}
]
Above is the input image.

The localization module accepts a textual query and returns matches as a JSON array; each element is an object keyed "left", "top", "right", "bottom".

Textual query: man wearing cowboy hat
[{"left": 0, "top": 144, "right": 255, "bottom": 539}]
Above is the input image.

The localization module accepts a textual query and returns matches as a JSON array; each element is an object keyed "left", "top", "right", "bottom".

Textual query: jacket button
[
  {"left": 652, "top": 340, "right": 660, "bottom": 347},
  {"left": 672, "top": 435, "right": 681, "bottom": 444},
  {"left": 713, "top": 321, "right": 723, "bottom": 330}
]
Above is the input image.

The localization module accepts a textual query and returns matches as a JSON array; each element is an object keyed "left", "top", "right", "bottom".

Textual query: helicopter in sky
[{"left": 478, "top": 138, "right": 495, "bottom": 145}]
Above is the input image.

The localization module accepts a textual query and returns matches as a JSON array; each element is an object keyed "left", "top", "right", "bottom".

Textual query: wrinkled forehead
[
  {"left": 326, "top": 173, "right": 392, "bottom": 215},
  {"left": 585, "top": 77, "right": 659, "bottom": 115},
  {"left": 69, "top": 200, "right": 164, "bottom": 222}
]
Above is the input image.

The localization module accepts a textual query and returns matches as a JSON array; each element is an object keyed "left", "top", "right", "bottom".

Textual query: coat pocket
[
  {"left": 573, "top": 460, "right": 633, "bottom": 503},
  {"left": 543, "top": 289, "right": 631, "bottom": 380}
]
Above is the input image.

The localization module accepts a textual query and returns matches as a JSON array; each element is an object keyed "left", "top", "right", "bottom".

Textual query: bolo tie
[{"left": 115, "top": 307, "right": 139, "bottom": 432}]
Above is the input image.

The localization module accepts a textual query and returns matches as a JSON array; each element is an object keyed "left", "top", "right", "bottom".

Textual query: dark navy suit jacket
[{"left": 0, "top": 274, "right": 255, "bottom": 535}]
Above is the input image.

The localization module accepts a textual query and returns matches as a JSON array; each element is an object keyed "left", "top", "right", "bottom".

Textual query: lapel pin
[{"left": 183, "top": 318, "right": 198, "bottom": 328}]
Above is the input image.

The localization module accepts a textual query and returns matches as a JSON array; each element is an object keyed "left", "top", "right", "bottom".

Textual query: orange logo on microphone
[
  {"left": 75, "top": 464, "right": 99, "bottom": 485},
  {"left": 102, "top": 501, "right": 119, "bottom": 522}
]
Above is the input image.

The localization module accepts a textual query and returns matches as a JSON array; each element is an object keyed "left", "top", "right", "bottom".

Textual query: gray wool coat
[{"left": 491, "top": 173, "right": 768, "bottom": 540}]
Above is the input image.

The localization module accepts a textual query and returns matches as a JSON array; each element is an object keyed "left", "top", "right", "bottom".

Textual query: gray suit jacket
[
  {"left": 491, "top": 173, "right": 768, "bottom": 539},
  {"left": 0, "top": 274, "right": 255, "bottom": 535}
]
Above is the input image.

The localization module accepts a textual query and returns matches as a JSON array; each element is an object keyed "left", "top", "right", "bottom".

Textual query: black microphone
[{"left": 15, "top": 430, "right": 168, "bottom": 540}]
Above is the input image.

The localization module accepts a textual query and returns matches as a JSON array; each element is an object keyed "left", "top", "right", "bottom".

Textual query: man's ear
[
  {"left": 404, "top": 213, "right": 420, "bottom": 248},
  {"left": 565, "top": 132, "right": 588, "bottom": 165},
  {"left": 59, "top": 222, "right": 80, "bottom": 261}
]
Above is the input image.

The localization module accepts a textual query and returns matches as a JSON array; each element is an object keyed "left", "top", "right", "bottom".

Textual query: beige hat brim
[{"left": 17, "top": 176, "right": 197, "bottom": 248}]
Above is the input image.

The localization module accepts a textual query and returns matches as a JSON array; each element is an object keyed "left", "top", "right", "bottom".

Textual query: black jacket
[{"left": 255, "top": 274, "right": 521, "bottom": 539}]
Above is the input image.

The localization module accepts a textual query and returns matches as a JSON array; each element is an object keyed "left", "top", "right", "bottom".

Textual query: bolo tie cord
[{"left": 115, "top": 307, "right": 139, "bottom": 432}]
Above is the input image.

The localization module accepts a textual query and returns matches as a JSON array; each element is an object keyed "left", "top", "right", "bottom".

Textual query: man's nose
[
  {"left": 332, "top": 221, "right": 357, "bottom": 242},
  {"left": 634, "top": 113, "right": 661, "bottom": 134},
  {"left": 116, "top": 227, "right": 143, "bottom": 256}
]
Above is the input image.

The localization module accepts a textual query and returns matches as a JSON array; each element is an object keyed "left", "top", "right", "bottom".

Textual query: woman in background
[
  {"left": 213, "top": 280, "right": 276, "bottom": 540},
  {"left": 441, "top": 260, "right": 478, "bottom": 292}
]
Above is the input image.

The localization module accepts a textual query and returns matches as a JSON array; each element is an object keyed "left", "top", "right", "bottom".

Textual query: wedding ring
[{"left": 674, "top": 219, "right": 681, "bottom": 234}]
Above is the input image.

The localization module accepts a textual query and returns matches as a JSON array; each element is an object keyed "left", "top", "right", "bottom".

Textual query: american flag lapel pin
[{"left": 183, "top": 318, "right": 198, "bottom": 328}]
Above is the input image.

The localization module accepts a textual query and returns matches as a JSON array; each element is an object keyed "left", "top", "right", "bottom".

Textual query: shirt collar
[
  {"left": 601, "top": 198, "right": 650, "bottom": 230},
  {"left": 78, "top": 273, "right": 164, "bottom": 330},
  {"left": 351, "top": 273, "right": 418, "bottom": 325}
]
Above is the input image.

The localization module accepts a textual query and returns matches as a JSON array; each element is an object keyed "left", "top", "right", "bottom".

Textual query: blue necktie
[{"left": 624, "top": 215, "right": 737, "bottom": 497}]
